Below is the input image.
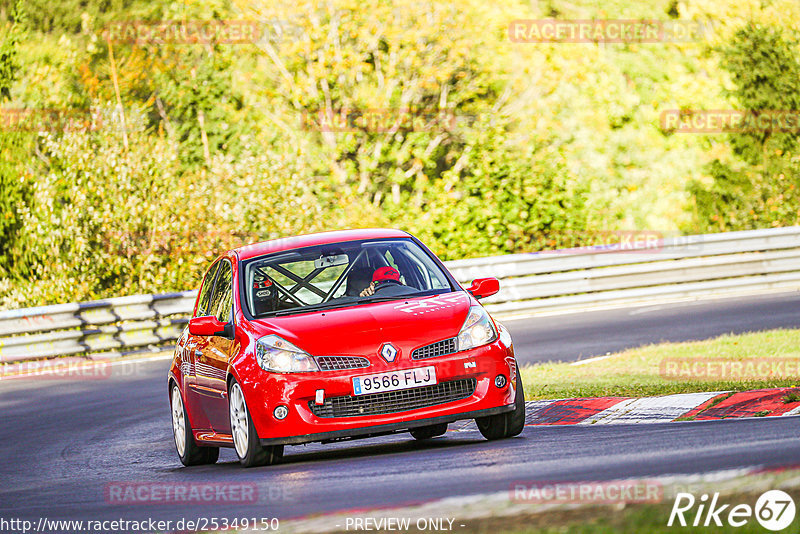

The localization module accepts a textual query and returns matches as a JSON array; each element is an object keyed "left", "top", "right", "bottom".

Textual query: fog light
[
  {"left": 274, "top": 405, "right": 289, "bottom": 420},
  {"left": 495, "top": 374, "right": 507, "bottom": 388}
]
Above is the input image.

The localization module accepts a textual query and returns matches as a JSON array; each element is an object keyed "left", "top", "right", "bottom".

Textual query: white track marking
[
  {"left": 580, "top": 391, "right": 728, "bottom": 425},
  {"left": 570, "top": 354, "right": 613, "bottom": 366},
  {"left": 783, "top": 404, "right": 800, "bottom": 416}
]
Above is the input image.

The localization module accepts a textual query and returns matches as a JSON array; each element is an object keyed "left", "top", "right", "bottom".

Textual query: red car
[{"left": 168, "top": 229, "right": 525, "bottom": 467}]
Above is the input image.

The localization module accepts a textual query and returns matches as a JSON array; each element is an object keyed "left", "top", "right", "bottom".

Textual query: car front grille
[
  {"left": 308, "top": 378, "right": 477, "bottom": 418},
  {"left": 316, "top": 356, "right": 371, "bottom": 371},
  {"left": 411, "top": 337, "right": 457, "bottom": 360}
]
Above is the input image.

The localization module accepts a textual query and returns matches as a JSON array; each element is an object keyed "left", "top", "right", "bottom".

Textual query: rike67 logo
[{"left": 668, "top": 490, "right": 796, "bottom": 531}]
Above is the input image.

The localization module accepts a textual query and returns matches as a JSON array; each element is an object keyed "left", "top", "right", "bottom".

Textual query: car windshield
[{"left": 242, "top": 238, "right": 453, "bottom": 318}]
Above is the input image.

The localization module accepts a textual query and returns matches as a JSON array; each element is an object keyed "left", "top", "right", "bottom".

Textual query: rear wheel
[
  {"left": 229, "top": 379, "right": 283, "bottom": 468},
  {"left": 410, "top": 423, "right": 448, "bottom": 440},
  {"left": 476, "top": 368, "right": 526, "bottom": 440},
  {"left": 170, "top": 383, "right": 219, "bottom": 466}
]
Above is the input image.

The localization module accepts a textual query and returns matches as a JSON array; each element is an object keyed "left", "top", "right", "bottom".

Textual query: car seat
[{"left": 345, "top": 267, "right": 374, "bottom": 296}]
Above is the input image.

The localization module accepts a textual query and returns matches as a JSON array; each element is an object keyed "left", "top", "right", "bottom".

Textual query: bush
[{"left": 687, "top": 24, "right": 800, "bottom": 232}]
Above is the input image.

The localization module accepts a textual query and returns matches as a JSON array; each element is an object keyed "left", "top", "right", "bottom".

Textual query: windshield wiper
[
  {"left": 355, "top": 294, "right": 417, "bottom": 304},
  {"left": 268, "top": 300, "right": 357, "bottom": 317},
  {"left": 266, "top": 292, "right": 422, "bottom": 317}
]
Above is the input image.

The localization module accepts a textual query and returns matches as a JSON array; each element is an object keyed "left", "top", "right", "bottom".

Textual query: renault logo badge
[{"left": 379, "top": 343, "right": 399, "bottom": 363}]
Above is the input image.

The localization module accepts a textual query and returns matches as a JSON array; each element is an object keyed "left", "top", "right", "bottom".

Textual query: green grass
[
  {"left": 520, "top": 328, "right": 800, "bottom": 400},
  {"left": 459, "top": 488, "right": 800, "bottom": 533},
  {"left": 312, "top": 467, "right": 800, "bottom": 534},
  {"left": 782, "top": 391, "right": 800, "bottom": 403}
]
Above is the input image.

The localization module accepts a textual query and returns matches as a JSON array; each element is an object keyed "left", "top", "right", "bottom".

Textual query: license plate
[{"left": 352, "top": 366, "right": 437, "bottom": 396}]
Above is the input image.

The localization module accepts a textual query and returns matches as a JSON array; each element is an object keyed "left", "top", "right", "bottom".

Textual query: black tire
[
  {"left": 170, "top": 383, "right": 219, "bottom": 466},
  {"left": 229, "top": 379, "right": 284, "bottom": 468},
  {"left": 476, "top": 368, "right": 526, "bottom": 440},
  {"left": 410, "top": 423, "right": 448, "bottom": 440}
]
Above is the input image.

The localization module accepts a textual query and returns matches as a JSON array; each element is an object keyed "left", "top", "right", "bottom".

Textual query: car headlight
[
  {"left": 255, "top": 335, "right": 319, "bottom": 373},
  {"left": 457, "top": 306, "right": 497, "bottom": 351},
  {"left": 497, "top": 322, "right": 513, "bottom": 348}
]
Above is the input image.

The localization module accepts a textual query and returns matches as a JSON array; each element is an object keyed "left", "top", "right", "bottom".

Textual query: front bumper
[
  {"left": 259, "top": 405, "right": 514, "bottom": 446},
  {"left": 237, "top": 338, "right": 517, "bottom": 444}
]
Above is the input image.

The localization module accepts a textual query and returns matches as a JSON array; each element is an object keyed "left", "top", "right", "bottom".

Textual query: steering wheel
[{"left": 372, "top": 279, "right": 403, "bottom": 293}]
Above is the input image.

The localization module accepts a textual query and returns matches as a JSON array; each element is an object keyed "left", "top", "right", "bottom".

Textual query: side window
[
  {"left": 208, "top": 260, "right": 233, "bottom": 323},
  {"left": 194, "top": 262, "right": 220, "bottom": 318},
  {"left": 393, "top": 246, "right": 447, "bottom": 290},
  {"left": 382, "top": 250, "right": 410, "bottom": 286}
]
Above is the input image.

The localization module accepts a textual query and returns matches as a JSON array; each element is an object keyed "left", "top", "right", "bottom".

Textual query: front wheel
[
  {"left": 229, "top": 379, "right": 283, "bottom": 468},
  {"left": 476, "top": 368, "right": 526, "bottom": 440},
  {"left": 170, "top": 383, "right": 219, "bottom": 466}
]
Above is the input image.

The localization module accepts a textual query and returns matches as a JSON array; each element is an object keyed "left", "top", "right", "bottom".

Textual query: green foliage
[
  {"left": 688, "top": 24, "right": 800, "bottom": 232},
  {"left": 0, "top": 0, "right": 31, "bottom": 277},
  {"left": 405, "top": 122, "right": 589, "bottom": 259},
  {"left": 0, "top": 0, "right": 150, "bottom": 34},
  {"left": 0, "top": 131, "right": 32, "bottom": 276},
  {"left": 721, "top": 24, "right": 800, "bottom": 163},
  {"left": 1, "top": 120, "right": 381, "bottom": 307},
  {"left": 247, "top": 0, "right": 594, "bottom": 258},
  {"left": 152, "top": 49, "right": 245, "bottom": 167},
  {"left": 257, "top": 0, "right": 516, "bottom": 202},
  {"left": 0, "top": 0, "right": 23, "bottom": 99},
  {"left": 2, "top": 0, "right": 800, "bottom": 307}
]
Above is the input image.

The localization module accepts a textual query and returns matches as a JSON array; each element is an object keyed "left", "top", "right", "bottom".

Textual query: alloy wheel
[{"left": 229, "top": 382, "right": 249, "bottom": 458}]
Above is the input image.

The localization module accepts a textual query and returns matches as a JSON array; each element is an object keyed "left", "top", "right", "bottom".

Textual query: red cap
[{"left": 372, "top": 266, "right": 401, "bottom": 283}]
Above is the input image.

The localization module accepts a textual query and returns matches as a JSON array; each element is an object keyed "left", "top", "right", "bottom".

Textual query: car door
[
  {"left": 195, "top": 259, "right": 238, "bottom": 432},
  {"left": 180, "top": 260, "right": 220, "bottom": 429}
]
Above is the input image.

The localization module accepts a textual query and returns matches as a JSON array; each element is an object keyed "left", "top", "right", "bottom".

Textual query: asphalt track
[{"left": 2, "top": 292, "right": 799, "bottom": 526}]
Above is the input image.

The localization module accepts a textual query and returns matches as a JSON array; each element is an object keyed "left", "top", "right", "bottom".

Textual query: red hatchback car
[{"left": 168, "top": 229, "right": 525, "bottom": 467}]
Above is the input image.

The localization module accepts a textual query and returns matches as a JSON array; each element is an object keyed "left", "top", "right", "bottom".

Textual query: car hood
[{"left": 249, "top": 291, "right": 474, "bottom": 358}]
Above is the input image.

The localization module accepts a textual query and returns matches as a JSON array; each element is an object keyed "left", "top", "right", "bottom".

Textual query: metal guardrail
[
  {"left": 461, "top": 226, "right": 800, "bottom": 316},
  {"left": 1, "top": 227, "right": 799, "bottom": 363},
  {"left": 0, "top": 292, "right": 197, "bottom": 362}
]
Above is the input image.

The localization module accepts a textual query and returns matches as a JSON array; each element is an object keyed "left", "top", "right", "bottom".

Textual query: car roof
[{"left": 234, "top": 228, "right": 411, "bottom": 260}]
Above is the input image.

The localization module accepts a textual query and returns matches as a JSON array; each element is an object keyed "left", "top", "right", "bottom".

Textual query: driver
[{"left": 359, "top": 266, "right": 406, "bottom": 297}]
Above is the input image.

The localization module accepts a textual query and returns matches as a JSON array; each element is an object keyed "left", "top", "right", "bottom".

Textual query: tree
[
  {"left": 687, "top": 24, "right": 800, "bottom": 231},
  {"left": 0, "top": 0, "right": 31, "bottom": 277}
]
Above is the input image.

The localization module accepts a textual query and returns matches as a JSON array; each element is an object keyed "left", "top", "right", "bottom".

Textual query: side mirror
[
  {"left": 467, "top": 277, "right": 500, "bottom": 300},
  {"left": 189, "top": 315, "right": 233, "bottom": 338}
]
